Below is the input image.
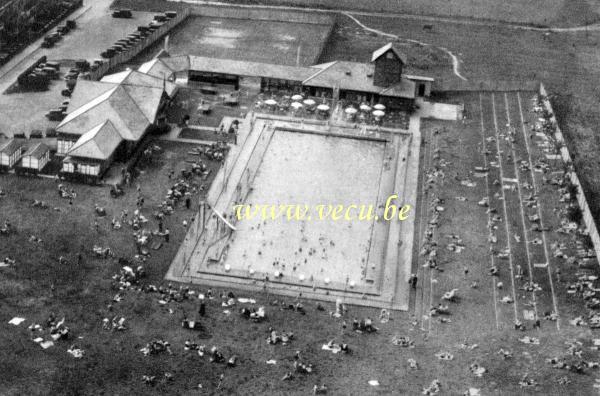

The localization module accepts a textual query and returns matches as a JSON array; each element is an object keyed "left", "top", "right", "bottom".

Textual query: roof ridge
[
  {"left": 115, "top": 84, "right": 153, "bottom": 126},
  {"left": 302, "top": 61, "right": 338, "bottom": 85},
  {"left": 58, "top": 86, "right": 118, "bottom": 129}
]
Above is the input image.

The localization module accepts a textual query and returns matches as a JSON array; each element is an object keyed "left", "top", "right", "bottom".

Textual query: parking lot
[{"left": 0, "top": 0, "right": 156, "bottom": 137}]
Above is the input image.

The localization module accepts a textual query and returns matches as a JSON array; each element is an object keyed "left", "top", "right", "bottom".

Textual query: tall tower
[{"left": 371, "top": 43, "right": 406, "bottom": 87}]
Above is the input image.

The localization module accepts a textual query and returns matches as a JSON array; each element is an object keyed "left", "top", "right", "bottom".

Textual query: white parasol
[
  {"left": 303, "top": 98, "right": 316, "bottom": 106},
  {"left": 374, "top": 104, "right": 386, "bottom": 110},
  {"left": 344, "top": 107, "right": 357, "bottom": 114},
  {"left": 291, "top": 94, "right": 303, "bottom": 101},
  {"left": 317, "top": 104, "right": 330, "bottom": 111},
  {"left": 360, "top": 104, "right": 371, "bottom": 112},
  {"left": 372, "top": 109, "right": 385, "bottom": 117},
  {"left": 264, "top": 99, "right": 277, "bottom": 106},
  {"left": 291, "top": 101, "right": 303, "bottom": 109}
]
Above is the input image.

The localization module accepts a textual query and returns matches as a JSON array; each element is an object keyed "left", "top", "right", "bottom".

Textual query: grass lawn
[
  {"left": 2, "top": 3, "right": 600, "bottom": 395},
  {"left": 323, "top": 12, "right": 600, "bottom": 233},
  {"left": 110, "top": 0, "right": 600, "bottom": 27},
  {"left": 2, "top": 92, "right": 600, "bottom": 395}
]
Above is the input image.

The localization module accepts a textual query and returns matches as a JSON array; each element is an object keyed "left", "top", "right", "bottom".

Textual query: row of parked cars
[
  {"left": 41, "top": 20, "right": 77, "bottom": 49},
  {"left": 45, "top": 99, "right": 70, "bottom": 121},
  {"left": 100, "top": 11, "right": 178, "bottom": 59},
  {"left": 46, "top": 58, "right": 105, "bottom": 120},
  {"left": 17, "top": 56, "right": 60, "bottom": 91}
]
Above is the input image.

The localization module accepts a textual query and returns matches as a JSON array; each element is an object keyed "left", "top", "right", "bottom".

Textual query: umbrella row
[
  {"left": 263, "top": 97, "right": 329, "bottom": 111},
  {"left": 345, "top": 105, "right": 386, "bottom": 118},
  {"left": 261, "top": 96, "right": 386, "bottom": 117}
]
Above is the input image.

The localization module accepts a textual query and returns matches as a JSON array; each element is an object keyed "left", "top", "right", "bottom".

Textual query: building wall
[
  {"left": 0, "top": 151, "right": 19, "bottom": 167},
  {"left": 239, "top": 76, "right": 261, "bottom": 93},
  {"left": 373, "top": 52, "right": 403, "bottom": 87}
]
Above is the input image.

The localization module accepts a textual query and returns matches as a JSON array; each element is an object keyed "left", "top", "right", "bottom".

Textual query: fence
[
  {"left": 190, "top": 4, "right": 333, "bottom": 25},
  {"left": 539, "top": 83, "right": 600, "bottom": 263},
  {"left": 86, "top": 8, "right": 191, "bottom": 81},
  {"left": 433, "top": 79, "right": 540, "bottom": 93}
]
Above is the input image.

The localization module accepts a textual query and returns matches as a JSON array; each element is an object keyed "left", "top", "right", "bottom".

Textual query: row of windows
[
  {"left": 57, "top": 139, "right": 75, "bottom": 155},
  {"left": 62, "top": 162, "right": 100, "bottom": 175},
  {"left": 0, "top": 152, "right": 20, "bottom": 166}
]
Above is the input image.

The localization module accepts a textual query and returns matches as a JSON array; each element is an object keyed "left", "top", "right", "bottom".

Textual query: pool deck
[{"left": 166, "top": 110, "right": 420, "bottom": 310}]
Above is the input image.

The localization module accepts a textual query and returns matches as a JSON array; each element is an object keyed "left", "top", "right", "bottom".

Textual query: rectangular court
[
  {"left": 414, "top": 91, "right": 598, "bottom": 339},
  {"left": 155, "top": 16, "right": 332, "bottom": 66}
]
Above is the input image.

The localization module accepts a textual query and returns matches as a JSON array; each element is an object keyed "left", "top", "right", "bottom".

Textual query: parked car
[
  {"left": 30, "top": 129, "right": 43, "bottom": 138},
  {"left": 45, "top": 61, "right": 60, "bottom": 70},
  {"left": 45, "top": 109, "right": 66, "bottom": 121},
  {"left": 112, "top": 9, "right": 132, "bottom": 18}
]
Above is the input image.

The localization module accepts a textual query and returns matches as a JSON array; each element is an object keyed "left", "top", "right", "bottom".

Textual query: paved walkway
[{"left": 416, "top": 99, "right": 462, "bottom": 121}]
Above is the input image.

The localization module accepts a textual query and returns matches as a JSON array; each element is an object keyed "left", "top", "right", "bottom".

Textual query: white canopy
[
  {"left": 345, "top": 107, "right": 357, "bottom": 114},
  {"left": 303, "top": 99, "right": 316, "bottom": 106},
  {"left": 374, "top": 104, "right": 386, "bottom": 110},
  {"left": 291, "top": 94, "right": 303, "bottom": 101},
  {"left": 317, "top": 104, "right": 330, "bottom": 111},
  {"left": 264, "top": 99, "right": 277, "bottom": 106},
  {"left": 372, "top": 109, "right": 385, "bottom": 117},
  {"left": 360, "top": 104, "right": 371, "bottom": 111},
  {"left": 291, "top": 101, "right": 303, "bottom": 109}
]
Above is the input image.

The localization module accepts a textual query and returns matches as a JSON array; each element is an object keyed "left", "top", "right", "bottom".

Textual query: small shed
[
  {"left": 19, "top": 143, "right": 50, "bottom": 173},
  {"left": 0, "top": 139, "right": 24, "bottom": 171}
]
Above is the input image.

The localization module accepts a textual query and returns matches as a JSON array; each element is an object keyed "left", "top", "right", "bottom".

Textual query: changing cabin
[
  {"left": 17, "top": 143, "right": 50, "bottom": 174},
  {"left": 0, "top": 139, "right": 24, "bottom": 172}
]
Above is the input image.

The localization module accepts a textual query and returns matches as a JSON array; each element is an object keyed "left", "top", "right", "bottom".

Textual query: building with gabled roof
[
  {"left": 0, "top": 139, "right": 25, "bottom": 171},
  {"left": 61, "top": 121, "right": 123, "bottom": 182},
  {"left": 371, "top": 43, "right": 406, "bottom": 88},
  {"left": 57, "top": 61, "right": 176, "bottom": 183},
  {"left": 57, "top": 84, "right": 150, "bottom": 142},
  {"left": 57, "top": 43, "right": 431, "bottom": 184},
  {"left": 143, "top": 43, "right": 430, "bottom": 108},
  {"left": 101, "top": 69, "right": 178, "bottom": 97},
  {"left": 17, "top": 142, "right": 50, "bottom": 174}
]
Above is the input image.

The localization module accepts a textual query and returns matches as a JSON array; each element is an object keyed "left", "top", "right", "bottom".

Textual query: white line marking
[
  {"left": 478, "top": 93, "right": 500, "bottom": 330},
  {"left": 416, "top": 128, "right": 432, "bottom": 330},
  {"left": 491, "top": 93, "right": 520, "bottom": 324},
  {"left": 516, "top": 92, "right": 560, "bottom": 330},
  {"left": 427, "top": 132, "right": 440, "bottom": 335},
  {"left": 503, "top": 92, "right": 539, "bottom": 324}
]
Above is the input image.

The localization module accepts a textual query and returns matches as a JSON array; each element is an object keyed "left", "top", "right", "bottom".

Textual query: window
[
  {"left": 62, "top": 162, "right": 74, "bottom": 173},
  {"left": 77, "top": 163, "right": 99, "bottom": 176},
  {"left": 57, "top": 139, "right": 74, "bottom": 154}
]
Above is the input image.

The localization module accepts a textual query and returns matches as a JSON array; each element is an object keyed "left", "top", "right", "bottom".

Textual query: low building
[
  {"left": 61, "top": 120, "right": 123, "bottom": 183},
  {"left": 58, "top": 43, "right": 432, "bottom": 184},
  {"left": 138, "top": 42, "right": 433, "bottom": 109},
  {"left": 16, "top": 143, "right": 50, "bottom": 174},
  {"left": 56, "top": 69, "right": 175, "bottom": 183},
  {"left": 0, "top": 139, "right": 24, "bottom": 172}
]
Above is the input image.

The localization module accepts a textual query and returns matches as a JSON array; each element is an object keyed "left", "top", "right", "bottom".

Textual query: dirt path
[
  {"left": 342, "top": 12, "right": 468, "bottom": 81},
  {"left": 171, "top": 0, "right": 600, "bottom": 31}
]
